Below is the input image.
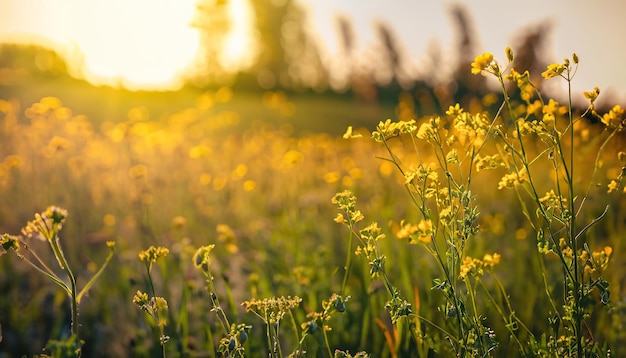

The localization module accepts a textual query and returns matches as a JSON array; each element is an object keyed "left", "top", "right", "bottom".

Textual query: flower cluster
[
  {"left": 470, "top": 52, "right": 495, "bottom": 76},
  {"left": 133, "top": 290, "right": 169, "bottom": 344},
  {"left": 459, "top": 253, "right": 501, "bottom": 279},
  {"left": 302, "top": 293, "right": 350, "bottom": 334},
  {"left": 193, "top": 244, "right": 216, "bottom": 271},
  {"left": 497, "top": 169, "right": 527, "bottom": 190},
  {"left": 416, "top": 116, "right": 441, "bottom": 141},
  {"left": 138, "top": 245, "right": 170, "bottom": 264},
  {"left": 372, "top": 119, "right": 417, "bottom": 142},
  {"left": 474, "top": 153, "right": 504, "bottom": 172},
  {"left": 600, "top": 105, "right": 625, "bottom": 130},
  {"left": 21, "top": 206, "right": 68, "bottom": 242},
  {"left": 242, "top": 296, "right": 302, "bottom": 325},
  {"left": 0, "top": 234, "right": 19, "bottom": 256},
  {"left": 356, "top": 223, "right": 385, "bottom": 260},
  {"left": 332, "top": 190, "right": 364, "bottom": 224}
]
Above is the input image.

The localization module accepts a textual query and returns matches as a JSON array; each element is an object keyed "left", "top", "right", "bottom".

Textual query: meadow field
[{"left": 1, "top": 51, "right": 625, "bottom": 357}]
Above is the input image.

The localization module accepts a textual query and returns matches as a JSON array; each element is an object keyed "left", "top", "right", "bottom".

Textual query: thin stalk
[
  {"left": 464, "top": 277, "right": 487, "bottom": 352},
  {"left": 566, "top": 69, "right": 583, "bottom": 358},
  {"left": 50, "top": 236, "right": 79, "bottom": 339},
  {"left": 340, "top": 223, "right": 354, "bottom": 296},
  {"left": 145, "top": 263, "right": 166, "bottom": 358},
  {"left": 477, "top": 279, "right": 526, "bottom": 352},
  {"left": 77, "top": 246, "right": 114, "bottom": 303}
]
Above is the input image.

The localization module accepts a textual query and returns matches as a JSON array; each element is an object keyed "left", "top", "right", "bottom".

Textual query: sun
[
  {"left": 73, "top": 0, "right": 200, "bottom": 90},
  {"left": 0, "top": 0, "right": 257, "bottom": 91}
]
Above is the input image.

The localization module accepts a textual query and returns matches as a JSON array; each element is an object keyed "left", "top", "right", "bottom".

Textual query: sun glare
[
  {"left": 75, "top": 0, "right": 200, "bottom": 90},
  {"left": 10, "top": 0, "right": 257, "bottom": 90},
  {"left": 221, "top": 0, "right": 257, "bottom": 72}
]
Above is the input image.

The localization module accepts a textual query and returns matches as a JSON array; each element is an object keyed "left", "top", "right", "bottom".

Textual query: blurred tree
[
  {"left": 511, "top": 21, "right": 552, "bottom": 85},
  {"left": 246, "top": 0, "right": 327, "bottom": 90},
  {"left": 189, "top": 0, "right": 235, "bottom": 86},
  {"left": 330, "top": 15, "right": 355, "bottom": 91},
  {"left": 374, "top": 22, "right": 411, "bottom": 88},
  {"left": 0, "top": 44, "right": 69, "bottom": 85},
  {"left": 448, "top": 4, "right": 488, "bottom": 105},
  {"left": 190, "top": 0, "right": 327, "bottom": 90}
]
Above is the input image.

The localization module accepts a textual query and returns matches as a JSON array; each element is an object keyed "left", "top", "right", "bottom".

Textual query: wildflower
[
  {"left": 396, "top": 220, "right": 418, "bottom": 240},
  {"left": 193, "top": 244, "right": 215, "bottom": 270},
  {"left": 242, "top": 296, "right": 302, "bottom": 324},
  {"left": 505, "top": 68, "right": 529, "bottom": 86},
  {"left": 138, "top": 246, "right": 170, "bottom": 263},
  {"left": 541, "top": 63, "right": 566, "bottom": 79},
  {"left": 542, "top": 99, "right": 559, "bottom": 127},
  {"left": 439, "top": 207, "right": 453, "bottom": 226},
  {"left": 471, "top": 52, "right": 494, "bottom": 75},
  {"left": 583, "top": 86, "right": 600, "bottom": 104},
  {"left": 0, "top": 234, "right": 20, "bottom": 256},
  {"left": 417, "top": 219, "right": 433, "bottom": 243},
  {"left": 459, "top": 256, "right": 479, "bottom": 279},
  {"left": 539, "top": 189, "right": 568, "bottom": 210},
  {"left": 482, "top": 253, "right": 501, "bottom": 269},
  {"left": 360, "top": 223, "right": 385, "bottom": 243},
  {"left": 372, "top": 119, "right": 417, "bottom": 142},
  {"left": 454, "top": 112, "right": 490, "bottom": 144},
  {"left": 21, "top": 206, "right": 68, "bottom": 241},
  {"left": 474, "top": 154, "right": 504, "bottom": 172},
  {"left": 417, "top": 116, "right": 441, "bottom": 141},
  {"left": 607, "top": 180, "right": 618, "bottom": 193},
  {"left": 459, "top": 253, "right": 500, "bottom": 280},
  {"left": 446, "top": 104, "right": 464, "bottom": 117},
  {"left": 343, "top": 126, "right": 363, "bottom": 139},
  {"left": 154, "top": 297, "right": 169, "bottom": 328},
  {"left": 133, "top": 290, "right": 150, "bottom": 308},
  {"left": 601, "top": 105, "right": 624, "bottom": 129},
  {"left": 332, "top": 190, "right": 365, "bottom": 224},
  {"left": 497, "top": 169, "right": 527, "bottom": 190},
  {"left": 505, "top": 47, "right": 514, "bottom": 63}
]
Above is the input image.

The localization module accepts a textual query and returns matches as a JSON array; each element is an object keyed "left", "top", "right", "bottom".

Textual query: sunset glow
[
  {"left": 0, "top": 0, "right": 255, "bottom": 90},
  {"left": 0, "top": 0, "right": 624, "bottom": 96}
]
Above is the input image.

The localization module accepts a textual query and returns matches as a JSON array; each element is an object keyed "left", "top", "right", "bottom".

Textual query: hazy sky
[{"left": 0, "top": 0, "right": 624, "bottom": 99}]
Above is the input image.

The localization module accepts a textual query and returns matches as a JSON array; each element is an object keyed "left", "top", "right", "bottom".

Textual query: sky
[{"left": 0, "top": 0, "right": 624, "bottom": 99}]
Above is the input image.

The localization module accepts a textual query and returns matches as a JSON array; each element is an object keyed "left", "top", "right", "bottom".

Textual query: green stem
[
  {"left": 146, "top": 263, "right": 167, "bottom": 357},
  {"left": 77, "top": 246, "right": 115, "bottom": 304},
  {"left": 477, "top": 278, "right": 526, "bottom": 352},
  {"left": 340, "top": 223, "right": 354, "bottom": 296},
  {"left": 50, "top": 236, "right": 79, "bottom": 339},
  {"left": 566, "top": 69, "right": 583, "bottom": 358}
]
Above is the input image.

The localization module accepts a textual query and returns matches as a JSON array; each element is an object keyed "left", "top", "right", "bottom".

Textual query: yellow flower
[
  {"left": 471, "top": 52, "right": 494, "bottom": 75},
  {"left": 445, "top": 104, "right": 464, "bottom": 117},
  {"left": 396, "top": 220, "right": 418, "bottom": 240},
  {"left": 601, "top": 105, "right": 624, "bottom": 129},
  {"left": 21, "top": 206, "right": 68, "bottom": 241},
  {"left": 505, "top": 47, "right": 514, "bottom": 63},
  {"left": 138, "top": 246, "right": 170, "bottom": 263},
  {"left": 583, "top": 86, "right": 600, "bottom": 104},
  {"left": 541, "top": 63, "right": 566, "bottom": 79},
  {"left": 0, "top": 234, "right": 20, "bottom": 255},
  {"left": 607, "top": 180, "right": 618, "bottom": 193},
  {"left": 343, "top": 126, "right": 363, "bottom": 139},
  {"left": 483, "top": 253, "right": 501, "bottom": 268},
  {"left": 497, "top": 169, "right": 527, "bottom": 190},
  {"left": 193, "top": 244, "right": 215, "bottom": 269}
]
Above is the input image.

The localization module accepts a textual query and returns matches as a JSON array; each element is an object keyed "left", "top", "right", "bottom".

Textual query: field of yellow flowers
[{"left": 1, "top": 51, "right": 625, "bottom": 357}]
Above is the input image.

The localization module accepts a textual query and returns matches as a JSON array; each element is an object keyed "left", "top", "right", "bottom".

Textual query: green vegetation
[{"left": 0, "top": 46, "right": 625, "bottom": 357}]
